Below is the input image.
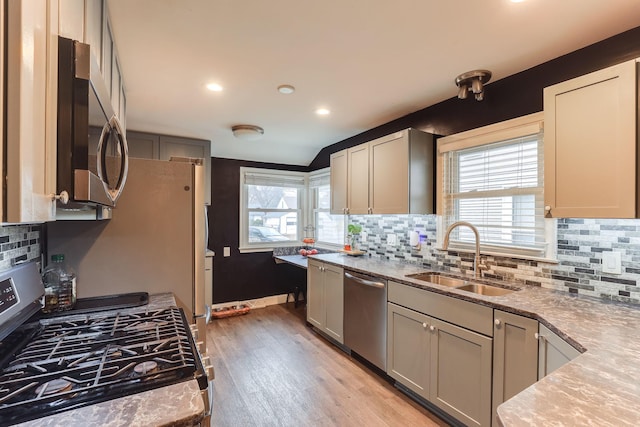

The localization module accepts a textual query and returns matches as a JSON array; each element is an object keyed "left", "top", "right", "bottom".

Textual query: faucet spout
[{"left": 442, "top": 221, "right": 482, "bottom": 279}]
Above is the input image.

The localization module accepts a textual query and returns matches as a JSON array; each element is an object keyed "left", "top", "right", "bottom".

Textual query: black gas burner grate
[{"left": 0, "top": 307, "right": 203, "bottom": 425}]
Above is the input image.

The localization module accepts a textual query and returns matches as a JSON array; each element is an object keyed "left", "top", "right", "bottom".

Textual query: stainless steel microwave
[{"left": 56, "top": 37, "right": 129, "bottom": 216}]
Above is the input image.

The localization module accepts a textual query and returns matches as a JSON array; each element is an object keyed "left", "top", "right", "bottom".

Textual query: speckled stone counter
[
  {"left": 18, "top": 293, "right": 206, "bottom": 427},
  {"left": 309, "top": 253, "right": 640, "bottom": 426},
  {"left": 274, "top": 254, "right": 308, "bottom": 269}
]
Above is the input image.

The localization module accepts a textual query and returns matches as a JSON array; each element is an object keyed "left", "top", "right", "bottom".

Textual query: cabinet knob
[
  {"left": 429, "top": 325, "right": 436, "bottom": 332},
  {"left": 535, "top": 332, "right": 545, "bottom": 341},
  {"left": 51, "top": 190, "right": 70, "bottom": 205},
  {"left": 494, "top": 319, "right": 502, "bottom": 326},
  {"left": 422, "top": 322, "right": 428, "bottom": 328},
  {"left": 544, "top": 205, "right": 551, "bottom": 215}
]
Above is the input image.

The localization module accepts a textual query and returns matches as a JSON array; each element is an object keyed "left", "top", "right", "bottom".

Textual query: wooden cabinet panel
[
  {"left": 306, "top": 259, "right": 344, "bottom": 343},
  {"left": 347, "top": 144, "right": 369, "bottom": 214},
  {"left": 127, "top": 131, "right": 160, "bottom": 160},
  {"left": 492, "top": 310, "right": 538, "bottom": 426},
  {"left": 430, "top": 318, "right": 492, "bottom": 427},
  {"left": 387, "top": 303, "right": 430, "bottom": 398},
  {"left": 544, "top": 59, "right": 637, "bottom": 218},
  {"left": 330, "top": 149, "right": 348, "bottom": 214},
  {"left": 538, "top": 324, "right": 581, "bottom": 379},
  {"left": 369, "top": 132, "right": 409, "bottom": 214}
]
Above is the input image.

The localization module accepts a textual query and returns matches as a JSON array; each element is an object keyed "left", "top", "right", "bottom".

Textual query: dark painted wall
[
  {"left": 211, "top": 26, "right": 640, "bottom": 303},
  {"left": 308, "top": 26, "right": 640, "bottom": 170},
  {"left": 209, "top": 157, "right": 307, "bottom": 303}
]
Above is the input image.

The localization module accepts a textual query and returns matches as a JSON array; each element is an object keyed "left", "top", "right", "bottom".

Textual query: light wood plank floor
[{"left": 206, "top": 303, "right": 449, "bottom": 427}]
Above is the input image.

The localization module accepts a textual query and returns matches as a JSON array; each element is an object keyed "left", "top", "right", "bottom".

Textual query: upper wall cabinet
[
  {"left": 59, "top": 0, "right": 126, "bottom": 130},
  {"left": 127, "top": 131, "right": 212, "bottom": 205},
  {"left": 543, "top": 59, "right": 637, "bottom": 218},
  {"left": 4, "top": 0, "right": 58, "bottom": 223},
  {"left": 330, "top": 129, "right": 435, "bottom": 215}
]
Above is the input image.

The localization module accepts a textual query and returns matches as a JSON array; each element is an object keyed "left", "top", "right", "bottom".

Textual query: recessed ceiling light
[
  {"left": 206, "top": 83, "right": 223, "bottom": 92},
  {"left": 510, "top": 0, "right": 526, "bottom": 2},
  {"left": 277, "top": 84, "right": 295, "bottom": 94},
  {"left": 316, "top": 108, "right": 330, "bottom": 116}
]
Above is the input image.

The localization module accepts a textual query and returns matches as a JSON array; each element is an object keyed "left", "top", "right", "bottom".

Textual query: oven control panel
[{"left": 0, "top": 278, "right": 18, "bottom": 315}]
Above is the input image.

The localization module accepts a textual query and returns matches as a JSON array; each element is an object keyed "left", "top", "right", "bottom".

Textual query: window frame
[
  {"left": 436, "top": 112, "right": 557, "bottom": 262},
  {"left": 239, "top": 167, "right": 307, "bottom": 253},
  {"left": 308, "top": 168, "right": 345, "bottom": 249}
]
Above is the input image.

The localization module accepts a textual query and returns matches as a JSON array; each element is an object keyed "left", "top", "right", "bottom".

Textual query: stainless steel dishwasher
[{"left": 344, "top": 270, "right": 387, "bottom": 371}]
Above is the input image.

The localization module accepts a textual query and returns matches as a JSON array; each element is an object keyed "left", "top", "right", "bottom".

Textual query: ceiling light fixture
[
  {"left": 316, "top": 108, "right": 330, "bottom": 116},
  {"left": 231, "top": 124, "right": 264, "bottom": 141},
  {"left": 206, "top": 83, "right": 223, "bottom": 92},
  {"left": 455, "top": 70, "right": 492, "bottom": 101},
  {"left": 277, "top": 84, "right": 295, "bottom": 94}
]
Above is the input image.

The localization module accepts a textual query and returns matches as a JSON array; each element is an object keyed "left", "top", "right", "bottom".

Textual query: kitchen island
[
  {"left": 307, "top": 252, "right": 640, "bottom": 426},
  {"left": 17, "top": 293, "right": 206, "bottom": 427}
]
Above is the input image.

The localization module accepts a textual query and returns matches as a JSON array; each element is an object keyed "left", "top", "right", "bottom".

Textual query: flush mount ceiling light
[
  {"left": 231, "top": 124, "right": 264, "bottom": 141},
  {"left": 455, "top": 70, "right": 492, "bottom": 101},
  {"left": 277, "top": 84, "right": 295, "bottom": 94}
]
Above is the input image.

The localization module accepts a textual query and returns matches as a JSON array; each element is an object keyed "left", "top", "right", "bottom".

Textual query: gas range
[{"left": 0, "top": 263, "right": 211, "bottom": 426}]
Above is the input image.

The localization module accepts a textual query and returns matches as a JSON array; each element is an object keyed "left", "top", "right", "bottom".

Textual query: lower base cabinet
[
  {"left": 387, "top": 302, "right": 492, "bottom": 427},
  {"left": 538, "top": 324, "right": 581, "bottom": 378},
  {"left": 307, "top": 259, "right": 344, "bottom": 343}
]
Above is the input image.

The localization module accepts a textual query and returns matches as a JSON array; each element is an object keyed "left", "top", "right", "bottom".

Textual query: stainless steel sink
[
  {"left": 405, "top": 272, "right": 517, "bottom": 296},
  {"left": 405, "top": 273, "right": 468, "bottom": 288},
  {"left": 455, "top": 283, "right": 515, "bottom": 296}
]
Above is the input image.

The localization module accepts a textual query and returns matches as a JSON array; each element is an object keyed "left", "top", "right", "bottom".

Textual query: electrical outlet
[
  {"left": 387, "top": 233, "right": 397, "bottom": 246},
  {"left": 223, "top": 247, "right": 231, "bottom": 257},
  {"left": 602, "top": 251, "right": 622, "bottom": 274},
  {"left": 361, "top": 231, "right": 368, "bottom": 243}
]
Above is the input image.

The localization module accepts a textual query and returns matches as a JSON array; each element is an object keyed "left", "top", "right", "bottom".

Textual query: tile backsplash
[
  {"left": 349, "top": 215, "right": 640, "bottom": 304},
  {"left": 0, "top": 225, "right": 41, "bottom": 272}
]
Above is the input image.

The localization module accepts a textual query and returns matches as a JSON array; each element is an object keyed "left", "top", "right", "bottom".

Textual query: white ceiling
[{"left": 107, "top": 0, "right": 640, "bottom": 166}]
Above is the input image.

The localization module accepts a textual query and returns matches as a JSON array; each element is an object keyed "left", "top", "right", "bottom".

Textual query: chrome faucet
[{"left": 442, "top": 221, "right": 484, "bottom": 279}]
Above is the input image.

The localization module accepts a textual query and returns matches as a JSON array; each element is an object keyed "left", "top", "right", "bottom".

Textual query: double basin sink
[{"left": 405, "top": 272, "right": 517, "bottom": 296}]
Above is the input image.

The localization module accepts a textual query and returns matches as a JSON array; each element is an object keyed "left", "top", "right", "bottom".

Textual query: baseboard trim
[{"left": 211, "top": 294, "right": 288, "bottom": 310}]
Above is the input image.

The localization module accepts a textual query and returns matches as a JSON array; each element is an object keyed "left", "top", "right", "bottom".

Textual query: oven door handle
[{"left": 345, "top": 272, "right": 385, "bottom": 289}]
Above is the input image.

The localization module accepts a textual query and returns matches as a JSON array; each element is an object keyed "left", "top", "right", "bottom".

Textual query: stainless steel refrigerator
[{"left": 47, "top": 158, "right": 208, "bottom": 337}]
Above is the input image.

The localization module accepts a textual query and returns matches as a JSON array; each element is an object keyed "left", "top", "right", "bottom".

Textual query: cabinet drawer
[{"left": 388, "top": 281, "right": 493, "bottom": 337}]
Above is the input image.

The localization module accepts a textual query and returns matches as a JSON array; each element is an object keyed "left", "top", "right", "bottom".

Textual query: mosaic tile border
[{"left": 348, "top": 215, "right": 640, "bottom": 304}]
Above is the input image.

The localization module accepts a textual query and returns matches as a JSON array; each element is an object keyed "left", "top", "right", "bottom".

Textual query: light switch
[
  {"left": 361, "top": 231, "right": 367, "bottom": 243},
  {"left": 223, "top": 247, "right": 231, "bottom": 257},
  {"left": 602, "top": 251, "right": 622, "bottom": 275},
  {"left": 387, "top": 234, "right": 397, "bottom": 246}
]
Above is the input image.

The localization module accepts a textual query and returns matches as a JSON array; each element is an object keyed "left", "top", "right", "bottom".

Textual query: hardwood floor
[{"left": 206, "top": 303, "right": 449, "bottom": 427}]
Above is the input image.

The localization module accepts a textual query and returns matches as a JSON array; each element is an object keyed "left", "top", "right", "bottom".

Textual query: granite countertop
[
  {"left": 309, "top": 253, "right": 640, "bottom": 426},
  {"left": 274, "top": 254, "right": 308, "bottom": 269},
  {"left": 19, "top": 293, "right": 205, "bottom": 427}
]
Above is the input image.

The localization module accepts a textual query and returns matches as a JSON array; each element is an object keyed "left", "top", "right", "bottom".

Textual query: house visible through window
[
  {"left": 438, "top": 113, "right": 555, "bottom": 260},
  {"left": 240, "top": 168, "right": 306, "bottom": 251}
]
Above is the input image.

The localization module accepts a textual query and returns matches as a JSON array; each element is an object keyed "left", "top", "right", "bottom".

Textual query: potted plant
[{"left": 347, "top": 224, "right": 362, "bottom": 250}]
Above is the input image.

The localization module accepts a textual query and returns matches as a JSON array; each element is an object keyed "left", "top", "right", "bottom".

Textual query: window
[
  {"left": 239, "top": 168, "right": 306, "bottom": 252},
  {"left": 438, "top": 112, "right": 556, "bottom": 260},
  {"left": 309, "top": 169, "right": 345, "bottom": 246}
]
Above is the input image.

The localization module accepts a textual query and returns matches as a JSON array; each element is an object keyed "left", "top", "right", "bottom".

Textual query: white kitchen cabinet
[
  {"left": 492, "top": 310, "right": 539, "bottom": 426},
  {"left": 332, "top": 128, "right": 435, "bottom": 215},
  {"left": 85, "top": 0, "right": 104, "bottom": 74},
  {"left": 543, "top": 59, "right": 637, "bottom": 218},
  {"left": 58, "top": 0, "right": 84, "bottom": 42},
  {"left": 537, "top": 324, "right": 581, "bottom": 379},
  {"left": 387, "top": 281, "right": 493, "bottom": 427},
  {"left": 5, "top": 0, "right": 58, "bottom": 223},
  {"left": 329, "top": 149, "right": 348, "bottom": 214},
  {"left": 307, "top": 259, "right": 344, "bottom": 343}
]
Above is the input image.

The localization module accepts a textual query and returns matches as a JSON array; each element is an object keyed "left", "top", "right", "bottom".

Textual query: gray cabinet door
[
  {"left": 159, "top": 135, "right": 212, "bottom": 205},
  {"left": 387, "top": 303, "right": 430, "bottom": 399},
  {"left": 306, "top": 259, "right": 324, "bottom": 329},
  {"left": 430, "top": 318, "right": 492, "bottom": 427},
  {"left": 538, "top": 324, "right": 581, "bottom": 379},
  {"left": 330, "top": 149, "right": 348, "bottom": 214},
  {"left": 323, "top": 263, "right": 344, "bottom": 343},
  {"left": 126, "top": 131, "right": 160, "bottom": 160},
  {"left": 492, "top": 310, "right": 538, "bottom": 426}
]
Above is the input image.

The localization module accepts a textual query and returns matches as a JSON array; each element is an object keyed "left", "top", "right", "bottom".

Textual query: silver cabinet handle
[
  {"left": 422, "top": 322, "right": 428, "bottom": 328},
  {"left": 429, "top": 325, "right": 436, "bottom": 332},
  {"left": 535, "top": 332, "right": 545, "bottom": 341}
]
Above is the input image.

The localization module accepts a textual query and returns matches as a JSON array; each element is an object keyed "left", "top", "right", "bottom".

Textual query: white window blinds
[{"left": 442, "top": 129, "right": 547, "bottom": 257}]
